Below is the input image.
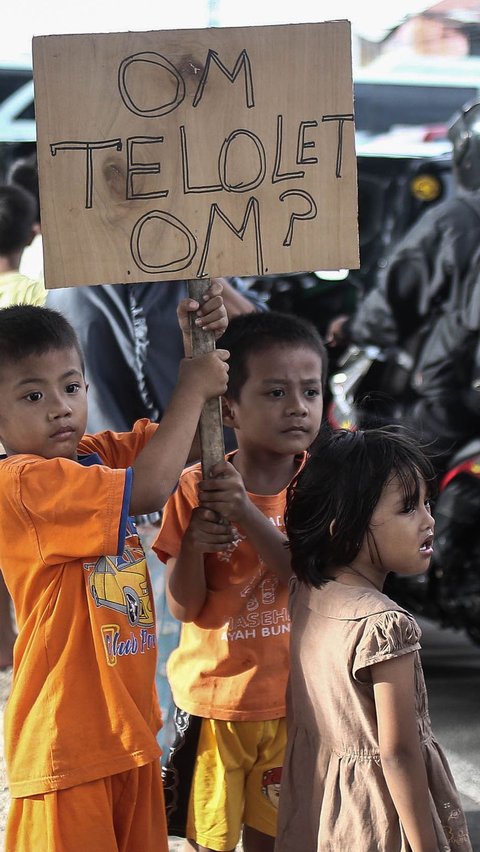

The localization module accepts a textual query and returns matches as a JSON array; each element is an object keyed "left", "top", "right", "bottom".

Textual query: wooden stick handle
[{"left": 187, "top": 278, "right": 225, "bottom": 478}]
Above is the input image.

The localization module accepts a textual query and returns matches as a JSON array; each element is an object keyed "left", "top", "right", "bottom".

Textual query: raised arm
[
  {"left": 372, "top": 653, "right": 438, "bottom": 852},
  {"left": 129, "top": 284, "right": 229, "bottom": 515}
]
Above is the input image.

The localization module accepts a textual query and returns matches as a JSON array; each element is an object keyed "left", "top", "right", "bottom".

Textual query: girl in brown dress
[{"left": 275, "top": 426, "right": 472, "bottom": 852}]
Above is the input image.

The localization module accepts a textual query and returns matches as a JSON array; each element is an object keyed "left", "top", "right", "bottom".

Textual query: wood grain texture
[
  {"left": 187, "top": 278, "right": 225, "bottom": 477},
  {"left": 33, "top": 21, "right": 359, "bottom": 289}
]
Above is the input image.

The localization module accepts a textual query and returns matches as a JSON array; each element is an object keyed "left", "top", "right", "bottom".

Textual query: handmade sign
[{"left": 33, "top": 21, "right": 359, "bottom": 289}]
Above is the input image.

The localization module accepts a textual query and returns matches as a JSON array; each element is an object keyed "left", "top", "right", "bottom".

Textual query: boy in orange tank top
[{"left": 153, "top": 311, "right": 327, "bottom": 852}]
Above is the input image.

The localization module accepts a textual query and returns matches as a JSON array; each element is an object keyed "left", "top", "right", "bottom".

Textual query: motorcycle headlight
[{"left": 410, "top": 173, "right": 442, "bottom": 202}]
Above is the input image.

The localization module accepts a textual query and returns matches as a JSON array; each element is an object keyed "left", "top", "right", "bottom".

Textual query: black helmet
[{"left": 448, "top": 100, "right": 480, "bottom": 192}]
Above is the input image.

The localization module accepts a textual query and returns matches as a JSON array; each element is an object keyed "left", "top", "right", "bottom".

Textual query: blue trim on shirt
[
  {"left": 79, "top": 452, "right": 132, "bottom": 556},
  {"left": 118, "top": 467, "right": 133, "bottom": 555},
  {"left": 77, "top": 452, "right": 103, "bottom": 467}
]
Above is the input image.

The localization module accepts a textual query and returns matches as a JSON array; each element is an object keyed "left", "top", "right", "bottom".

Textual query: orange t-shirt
[
  {"left": 153, "top": 455, "right": 304, "bottom": 722},
  {"left": 0, "top": 419, "right": 162, "bottom": 797}
]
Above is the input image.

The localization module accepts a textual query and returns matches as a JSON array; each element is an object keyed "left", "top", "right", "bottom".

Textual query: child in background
[
  {"left": 153, "top": 311, "right": 327, "bottom": 852},
  {"left": 6, "top": 153, "right": 44, "bottom": 282},
  {"left": 0, "top": 284, "right": 228, "bottom": 852},
  {"left": 0, "top": 184, "right": 45, "bottom": 307},
  {"left": 276, "top": 425, "right": 472, "bottom": 852}
]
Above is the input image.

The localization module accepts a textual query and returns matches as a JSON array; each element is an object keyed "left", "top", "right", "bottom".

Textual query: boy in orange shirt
[
  {"left": 0, "top": 182, "right": 46, "bottom": 670},
  {"left": 153, "top": 311, "right": 327, "bottom": 852},
  {"left": 0, "top": 284, "right": 229, "bottom": 852}
]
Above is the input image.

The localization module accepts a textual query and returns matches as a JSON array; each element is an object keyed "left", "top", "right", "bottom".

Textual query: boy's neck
[{"left": 231, "top": 448, "right": 302, "bottom": 495}]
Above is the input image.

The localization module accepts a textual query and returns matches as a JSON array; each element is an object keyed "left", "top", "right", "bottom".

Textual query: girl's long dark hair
[{"left": 285, "top": 424, "right": 436, "bottom": 587}]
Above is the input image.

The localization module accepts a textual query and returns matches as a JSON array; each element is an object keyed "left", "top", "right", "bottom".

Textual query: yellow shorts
[
  {"left": 5, "top": 760, "right": 168, "bottom": 852},
  {"left": 186, "top": 717, "right": 286, "bottom": 852}
]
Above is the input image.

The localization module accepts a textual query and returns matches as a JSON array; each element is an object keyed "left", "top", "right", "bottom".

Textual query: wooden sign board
[{"left": 33, "top": 21, "right": 359, "bottom": 289}]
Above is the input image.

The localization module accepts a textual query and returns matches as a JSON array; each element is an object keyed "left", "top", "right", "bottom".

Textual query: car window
[
  {"left": 354, "top": 82, "right": 478, "bottom": 135},
  {"left": 0, "top": 68, "right": 32, "bottom": 103},
  {"left": 0, "top": 66, "right": 36, "bottom": 175}
]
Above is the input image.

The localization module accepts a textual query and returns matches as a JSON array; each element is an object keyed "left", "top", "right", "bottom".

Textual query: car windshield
[{"left": 354, "top": 82, "right": 478, "bottom": 135}]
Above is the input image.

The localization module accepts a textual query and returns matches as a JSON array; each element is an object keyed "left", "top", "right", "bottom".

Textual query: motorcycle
[{"left": 327, "top": 342, "right": 480, "bottom": 647}]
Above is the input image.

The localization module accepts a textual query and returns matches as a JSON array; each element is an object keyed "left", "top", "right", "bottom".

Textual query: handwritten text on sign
[{"left": 33, "top": 22, "right": 359, "bottom": 288}]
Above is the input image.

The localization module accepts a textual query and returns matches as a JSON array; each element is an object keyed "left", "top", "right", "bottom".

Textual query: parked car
[
  {"left": 354, "top": 54, "right": 480, "bottom": 138},
  {"left": 0, "top": 58, "right": 36, "bottom": 178}
]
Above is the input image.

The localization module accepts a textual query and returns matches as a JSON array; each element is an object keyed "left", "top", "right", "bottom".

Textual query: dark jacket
[
  {"left": 408, "top": 248, "right": 480, "bottom": 465},
  {"left": 349, "top": 192, "right": 480, "bottom": 348}
]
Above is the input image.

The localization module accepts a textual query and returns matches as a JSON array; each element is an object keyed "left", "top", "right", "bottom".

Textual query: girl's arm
[{"left": 372, "top": 653, "right": 438, "bottom": 852}]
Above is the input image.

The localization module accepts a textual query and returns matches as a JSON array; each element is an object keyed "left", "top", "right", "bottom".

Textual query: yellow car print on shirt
[{"left": 87, "top": 545, "right": 154, "bottom": 627}]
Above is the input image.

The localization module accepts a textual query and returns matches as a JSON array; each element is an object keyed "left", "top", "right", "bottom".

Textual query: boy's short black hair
[
  {"left": 218, "top": 310, "right": 328, "bottom": 400},
  {"left": 285, "top": 424, "right": 436, "bottom": 587},
  {"left": 6, "top": 153, "right": 40, "bottom": 224},
  {"left": 0, "top": 304, "right": 85, "bottom": 373},
  {"left": 0, "top": 184, "right": 37, "bottom": 255}
]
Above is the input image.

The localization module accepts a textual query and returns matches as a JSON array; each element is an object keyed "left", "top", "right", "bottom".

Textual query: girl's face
[{"left": 352, "top": 473, "right": 434, "bottom": 582}]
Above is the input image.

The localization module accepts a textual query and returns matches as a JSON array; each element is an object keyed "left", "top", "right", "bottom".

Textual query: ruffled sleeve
[{"left": 353, "top": 610, "right": 421, "bottom": 680}]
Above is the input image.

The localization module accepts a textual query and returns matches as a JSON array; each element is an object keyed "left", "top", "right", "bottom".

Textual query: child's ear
[{"left": 221, "top": 396, "right": 236, "bottom": 428}]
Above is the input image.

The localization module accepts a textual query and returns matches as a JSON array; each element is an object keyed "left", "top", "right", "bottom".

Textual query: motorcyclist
[
  {"left": 407, "top": 244, "right": 480, "bottom": 474},
  {"left": 327, "top": 99, "right": 480, "bottom": 474},
  {"left": 327, "top": 99, "right": 480, "bottom": 353}
]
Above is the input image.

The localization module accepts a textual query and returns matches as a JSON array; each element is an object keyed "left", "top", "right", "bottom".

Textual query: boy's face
[
  {"left": 0, "top": 347, "right": 88, "bottom": 461},
  {"left": 225, "top": 343, "right": 324, "bottom": 456}
]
